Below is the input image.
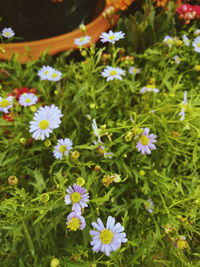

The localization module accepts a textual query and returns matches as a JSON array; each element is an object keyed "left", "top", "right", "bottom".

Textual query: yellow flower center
[
  {"left": 39, "top": 120, "right": 49, "bottom": 130},
  {"left": 140, "top": 136, "right": 149, "bottom": 146},
  {"left": 0, "top": 99, "right": 10, "bottom": 108},
  {"left": 108, "top": 35, "right": 115, "bottom": 40},
  {"left": 132, "top": 68, "right": 137, "bottom": 73},
  {"left": 5, "top": 32, "right": 11, "bottom": 36},
  {"left": 70, "top": 192, "right": 81, "bottom": 203},
  {"left": 25, "top": 98, "right": 31, "bottom": 103},
  {"left": 67, "top": 217, "right": 81, "bottom": 231},
  {"left": 176, "top": 239, "right": 188, "bottom": 249},
  {"left": 79, "top": 37, "right": 85, "bottom": 42},
  {"left": 59, "top": 145, "right": 67, "bottom": 154},
  {"left": 197, "top": 42, "right": 200, "bottom": 48},
  {"left": 146, "top": 84, "right": 155, "bottom": 89},
  {"left": 51, "top": 73, "right": 58, "bottom": 78},
  {"left": 167, "top": 39, "right": 173, "bottom": 44},
  {"left": 44, "top": 71, "right": 49, "bottom": 75},
  {"left": 110, "top": 70, "right": 117, "bottom": 76},
  {"left": 100, "top": 229, "right": 114, "bottom": 244}
]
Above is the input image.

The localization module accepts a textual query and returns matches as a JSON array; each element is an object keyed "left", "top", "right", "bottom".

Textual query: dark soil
[{"left": 0, "top": 0, "right": 102, "bottom": 42}]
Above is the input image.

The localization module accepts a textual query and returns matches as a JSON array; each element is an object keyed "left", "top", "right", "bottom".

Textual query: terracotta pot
[{"left": 0, "top": 0, "right": 118, "bottom": 63}]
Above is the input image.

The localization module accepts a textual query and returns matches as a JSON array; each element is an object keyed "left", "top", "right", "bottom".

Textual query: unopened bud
[
  {"left": 194, "top": 65, "right": 200, "bottom": 71},
  {"left": 30, "top": 105, "right": 37, "bottom": 112},
  {"left": 50, "top": 258, "right": 60, "bottom": 267},
  {"left": 94, "top": 165, "right": 101, "bottom": 172},
  {"left": 40, "top": 193, "right": 50, "bottom": 203},
  {"left": 44, "top": 140, "right": 51, "bottom": 147},
  {"left": 19, "top": 137, "right": 26, "bottom": 145},
  {"left": 71, "top": 151, "right": 80, "bottom": 160},
  {"left": 8, "top": 176, "right": 18, "bottom": 185},
  {"left": 79, "top": 24, "right": 86, "bottom": 32},
  {"left": 76, "top": 177, "right": 85, "bottom": 186}
]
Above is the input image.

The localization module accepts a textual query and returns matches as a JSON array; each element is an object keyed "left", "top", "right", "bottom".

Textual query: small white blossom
[
  {"left": 74, "top": 36, "right": 91, "bottom": 46},
  {"left": 192, "top": 36, "right": 200, "bottom": 53},
  {"left": 163, "top": 36, "right": 174, "bottom": 48},
  {"left": 102, "top": 66, "right": 125, "bottom": 81},
  {"left": 1, "top": 27, "right": 15, "bottom": 38},
  {"left": 179, "top": 91, "right": 188, "bottom": 121},
  {"left": 174, "top": 55, "right": 181, "bottom": 65},
  {"left": 100, "top": 30, "right": 125, "bottom": 44},
  {"left": 53, "top": 138, "right": 73, "bottom": 159},
  {"left": 19, "top": 93, "right": 38, "bottom": 107},
  {"left": 0, "top": 96, "right": 13, "bottom": 113},
  {"left": 129, "top": 66, "right": 141, "bottom": 75},
  {"left": 182, "top": 35, "right": 190, "bottom": 46}
]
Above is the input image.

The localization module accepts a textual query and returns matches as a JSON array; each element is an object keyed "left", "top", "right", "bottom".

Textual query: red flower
[
  {"left": 3, "top": 113, "right": 15, "bottom": 122},
  {"left": 176, "top": 4, "right": 200, "bottom": 24},
  {"left": 12, "top": 87, "right": 37, "bottom": 99}
]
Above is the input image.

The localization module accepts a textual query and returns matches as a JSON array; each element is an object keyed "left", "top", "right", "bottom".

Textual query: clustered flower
[
  {"left": 136, "top": 128, "right": 157, "bottom": 155},
  {"left": 38, "top": 65, "right": 62, "bottom": 81},
  {"left": 140, "top": 85, "right": 159, "bottom": 94},
  {"left": 29, "top": 105, "right": 63, "bottom": 140},
  {"left": 176, "top": 4, "right": 200, "bottom": 24},
  {"left": 1, "top": 27, "right": 15, "bottom": 38},
  {"left": 74, "top": 36, "right": 91, "bottom": 46},
  {"left": 65, "top": 184, "right": 89, "bottom": 231},
  {"left": 53, "top": 138, "right": 73, "bottom": 159},
  {"left": 90, "top": 216, "right": 128, "bottom": 256}
]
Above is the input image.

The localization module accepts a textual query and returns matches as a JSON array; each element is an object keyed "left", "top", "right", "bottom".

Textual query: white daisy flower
[
  {"left": 163, "top": 36, "right": 174, "bottom": 48},
  {"left": 140, "top": 85, "right": 159, "bottom": 94},
  {"left": 19, "top": 93, "right": 38, "bottom": 107},
  {"left": 74, "top": 36, "right": 91, "bottom": 46},
  {"left": 29, "top": 105, "right": 63, "bottom": 140},
  {"left": 192, "top": 36, "right": 200, "bottom": 53},
  {"left": 179, "top": 91, "right": 188, "bottom": 121},
  {"left": 53, "top": 138, "right": 73, "bottom": 159},
  {"left": 129, "top": 66, "right": 141, "bottom": 75},
  {"left": 100, "top": 30, "right": 125, "bottom": 44},
  {"left": 38, "top": 65, "right": 54, "bottom": 80},
  {"left": 182, "top": 35, "right": 190, "bottom": 46},
  {"left": 47, "top": 69, "right": 62, "bottom": 82},
  {"left": 92, "top": 119, "right": 102, "bottom": 143},
  {"left": 102, "top": 66, "right": 125, "bottom": 81},
  {"left": 0, "top": 96, "right": 13, "bottom": 113},
  {"left": 194, "top": 29, "right": 200, "bottom": 36},
  {"left": 174, "top": 55, "right": 181, "bottom": 65},
  {"left": 89, "top": 216, "right": 128, "bottom": 257},
  {"left": 1, "top": 27, "right": 15, "bottom": 38}
]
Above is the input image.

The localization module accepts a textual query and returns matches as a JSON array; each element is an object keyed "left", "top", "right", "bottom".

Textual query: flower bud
[
  {"left": 194, "top": 65, "right": 200, "bottom": 71},
  {"left": 44, "top": 140, "right": 51, "bottom": 147},
  {"left": 71, "top": 151, "right": 80, "bottom": 160},
  {"left": 79, "top": 24, "right": 86, "bottom": 32},
  {"left": 50, "top": 258, "right": 60, "bottom": 267},
  {"left": 40, "top": 193, "right": 50, "bottom": 203},
  {"left": 30, "top": 105, "right": 37, "bottom": 112},
  {"left": 8, "top": 176, "right": 18, "bottom": 185},
  {"left": 94, "top": 165, "right": 101, "bottom": 172},
  {"left": 76, "top": 177, "right": 85, "bottom": 186},
  {"left": 139, "top": 170, "right": 145, "bottom": 176},
  {"left": 125, "top": 132, "right": 133, "bottom": 142},
  {"left": 19, "top": 137, "right": 26, "bottom": 145}
]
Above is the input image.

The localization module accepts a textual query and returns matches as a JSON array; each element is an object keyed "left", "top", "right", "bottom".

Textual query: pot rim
[{"left": 0, "top": 0, "right": 118, "bottom": 62}]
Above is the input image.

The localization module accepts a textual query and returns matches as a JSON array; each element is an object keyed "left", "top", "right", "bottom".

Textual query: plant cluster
[{"left": 0, "top": 1, "right": 200, "bottom": 267}]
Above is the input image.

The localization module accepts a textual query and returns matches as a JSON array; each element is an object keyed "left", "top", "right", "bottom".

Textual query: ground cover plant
[{"left": 0, "top": 1, "right": 200, "bottom": 266}]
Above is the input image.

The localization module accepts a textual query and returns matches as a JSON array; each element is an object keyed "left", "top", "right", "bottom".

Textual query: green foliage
[
  {"left": 117, "top": 0, "right": 177, "bottom": 52},
  {"left": 0, "top": 21, "right": 200, "bottom": 267}
]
